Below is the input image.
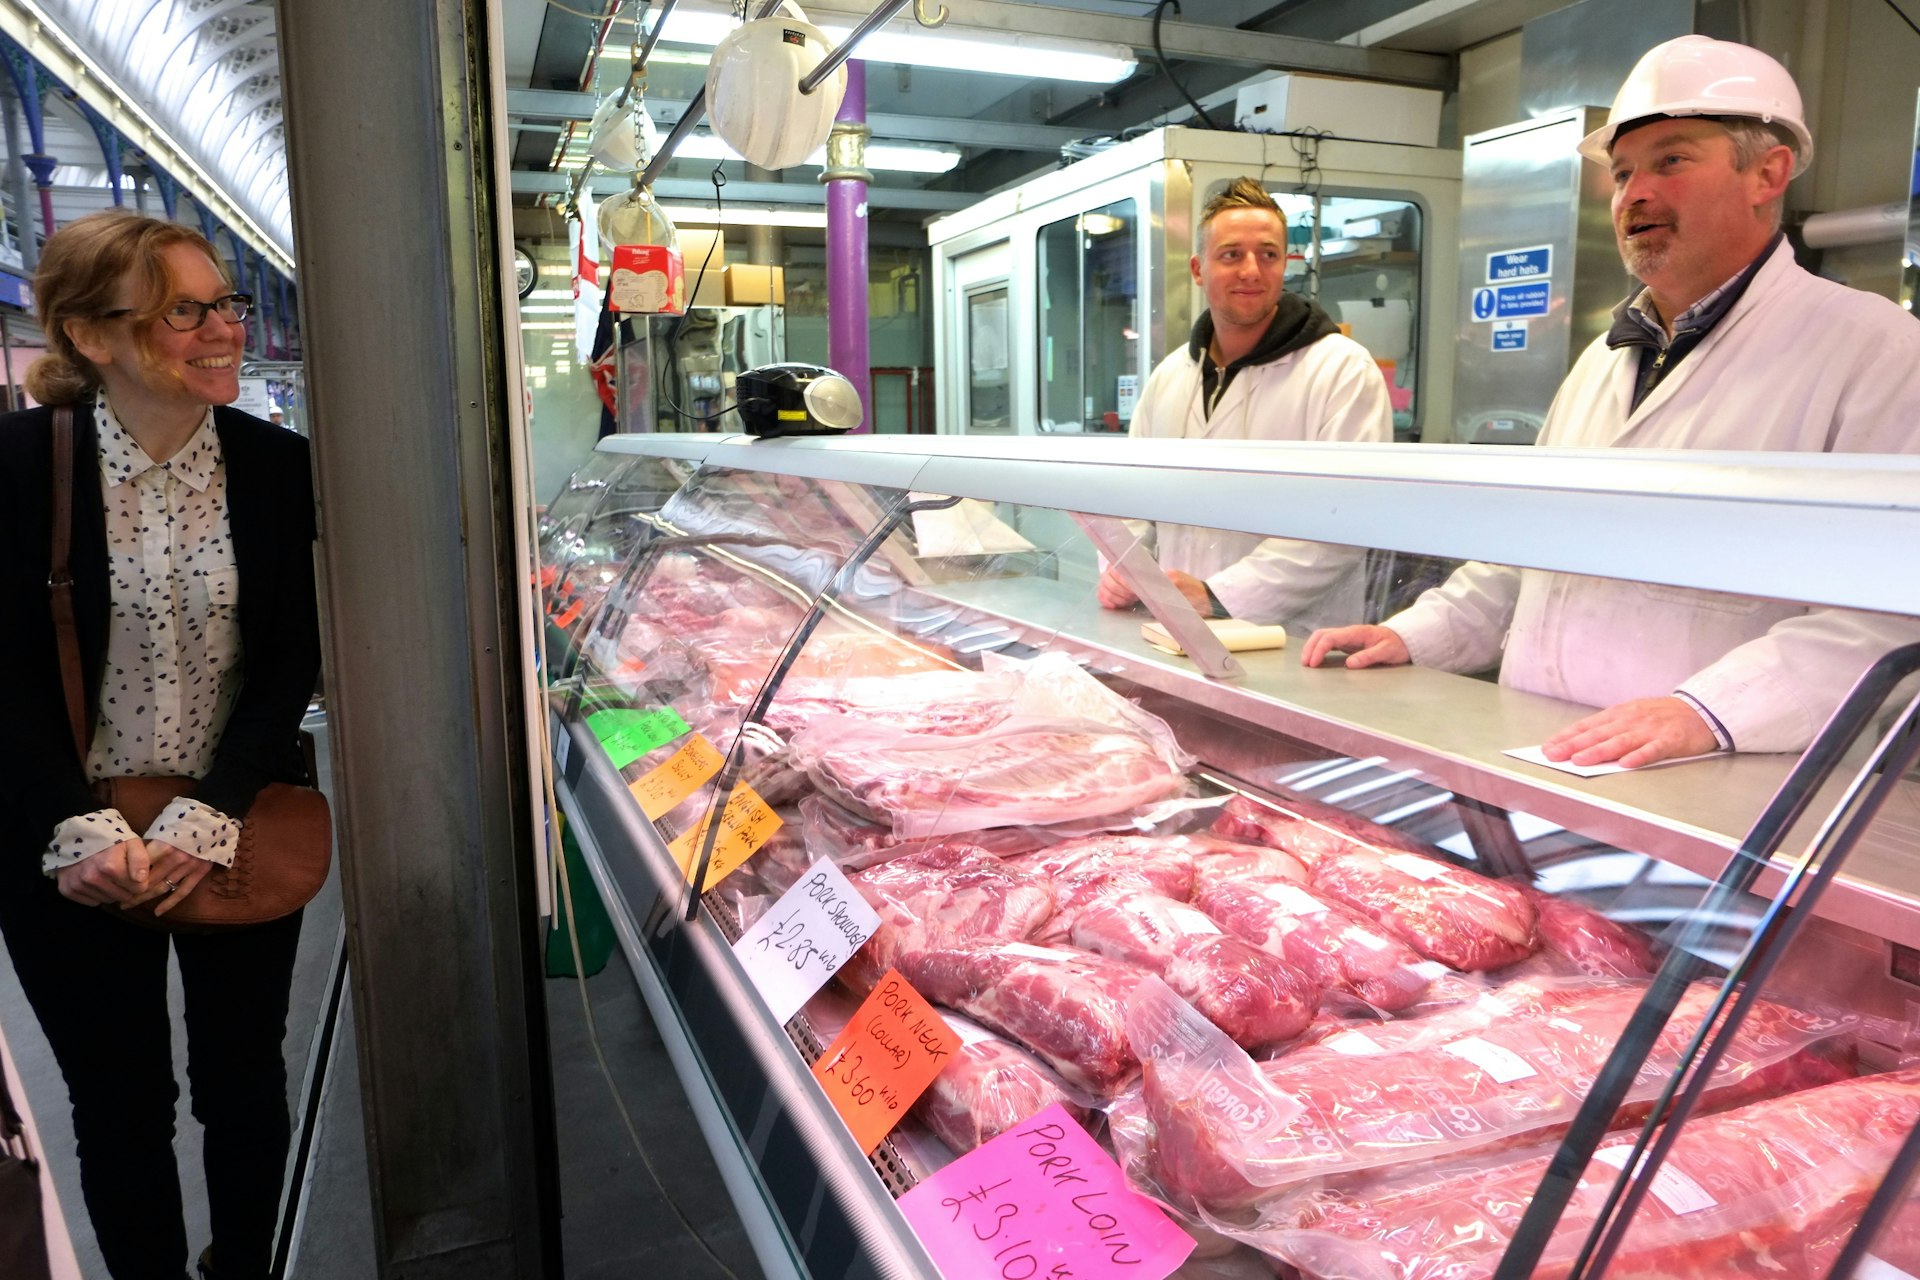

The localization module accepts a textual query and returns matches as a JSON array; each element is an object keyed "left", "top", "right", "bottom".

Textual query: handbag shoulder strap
[{"left": 47, "top": 404, "right": 89, "bottom": 763}]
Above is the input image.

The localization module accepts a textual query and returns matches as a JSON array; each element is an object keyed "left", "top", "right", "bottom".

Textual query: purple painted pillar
[{"left": 824, "top": 60, "right": 871, "bottom": 431}]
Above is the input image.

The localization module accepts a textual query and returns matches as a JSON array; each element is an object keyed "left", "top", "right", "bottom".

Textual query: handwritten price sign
[
  {"left": 587, "top": 706, "right": 691, "bottom": 770},
  {"left": 900, "top": 1104, "right": 1194, "bottom": 1280},
  {"left": 732, "top": 861, "right": 881, "bottom": 1024},
  {"left": 812, "top": 970, "right": 954, "bottom": 1155},
  {"left": 667, "top": 781, "right": 780, "bottom": 890},
  {"left": 629, "top": 733, "right": 724, "bottom": 820}
]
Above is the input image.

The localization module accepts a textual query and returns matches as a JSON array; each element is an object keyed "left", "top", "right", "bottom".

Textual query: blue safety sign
[
  {"left": 1471, "top": 281, "right": 1551, "bottom": 322},
  {"left": 1492, "top": 320, "right": 1528, "bottom": 351},
  {"left": 1487, "top": 246, "right": 1552, "bottom": 283}
]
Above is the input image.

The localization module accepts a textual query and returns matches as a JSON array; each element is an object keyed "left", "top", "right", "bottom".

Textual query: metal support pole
[
  {"left": 278, "top": 0, "right": 560, "bottom": 1273},
  {"left": 824, "top": 59, "right": 870, "bottom": 429},
  {"left": 0, "top": 79, "right": 32, "bottom": 270}
]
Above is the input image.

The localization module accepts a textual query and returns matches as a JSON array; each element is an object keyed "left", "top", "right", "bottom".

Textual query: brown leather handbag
[{"left": 46, "top": 404, "right": 331, "bottom": 931}]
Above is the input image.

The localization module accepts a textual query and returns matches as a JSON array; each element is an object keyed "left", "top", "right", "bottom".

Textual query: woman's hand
[
  {"left": 121, "top": 842, "right": 215, "bottom": 916},
  {"left": 56, "top": 838, "right": 154, "bottom": 905}
]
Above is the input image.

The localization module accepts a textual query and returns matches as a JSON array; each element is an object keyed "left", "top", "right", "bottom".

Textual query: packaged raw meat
[
  {"left": 1516, "top": 886, "right": 1660, "bottom": 979},
  {"left": 1189, "top": 840, "right": 1311, "bottom": 895},
  {"left": 912, "top": 1013, "right": 1092, "bottom": 1154},
  {"left": 763, "top": 666, "right": 1016, "bottom": 738},
  {"left": 1308, "top": 847, "right": 1538, "bottom": 972},
  {"left": 797, "top": 793, "right": 1057, "bottom": 875},
  {"left": 1211, "top": 793, "right": 1449, "bottom": 868},
  {"left": 1195, "top": 877, "right": 1437, "bottom": 1013},
  {"left": 1071, "top": 891, "right": 1319, "bottom": 1048},
  {"left": 1111, "top": 976, "right": 1857, "bottom": 1215},
  {"left": 896, "top": 939, "right": 1156, "bottom": 1096},
  {"left": 1259, "top": 1066, "right": 1920, "bottom": 1280},
  {"left": 790, "top": 716, "right": 1192, "bottom": 840},
  {"left": 840, "top": 845, "right": 1057, "bottom": 995}
]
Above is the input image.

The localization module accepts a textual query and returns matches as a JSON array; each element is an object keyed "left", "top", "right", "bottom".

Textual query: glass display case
[{"left": 541, "top": 431, "right": 1920, "bottom": 1280}]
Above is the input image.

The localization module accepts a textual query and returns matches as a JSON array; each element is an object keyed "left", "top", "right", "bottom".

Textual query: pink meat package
[
  {"left": 911, "top": 1012, "right": 1094, "bottom": 1155},
  {"left": 1258, "top": 1065, "right": 1920, "bottom": 1279},
  {"left": 837, "top": 844, "right": 1057, "bottom": 996},
  {"left": 1212, "top": 796, "right": 1539, "bottom": 972},
  {"left": 1070, "top": 890, "right": 1320, "bottom": 1049},
  {"left": 1108, "top": 974, "right": 1857, "bottom": 1217}
]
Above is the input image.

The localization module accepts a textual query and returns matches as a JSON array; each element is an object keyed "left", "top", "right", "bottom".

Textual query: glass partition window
[
  {"left": 549, "top": 447, "right": 1920, "bottom": 1278},
  {"left": 965, "top": 285, "right": 1011, "bottom": 433},
  {"left": 1036, "top": 199, "right": 1139, "bottom": 433},
  {"left": 1275, "top": 192, "right": 1424, "bottom": 437}
]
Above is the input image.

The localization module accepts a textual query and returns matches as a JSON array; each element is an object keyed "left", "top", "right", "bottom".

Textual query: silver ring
[{"left": 164, "top": 877, "right": 180, "bottom": 892}]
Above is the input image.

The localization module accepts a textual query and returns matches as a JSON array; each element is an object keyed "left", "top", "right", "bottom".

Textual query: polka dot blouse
[{"left": 42, "top": 395, "right": 244, "bottom": 876}]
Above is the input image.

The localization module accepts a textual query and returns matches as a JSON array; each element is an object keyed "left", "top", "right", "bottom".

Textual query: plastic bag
[
  {"left": 789, "top": 714, "right": 1193, "bottom": 840},
  {"left": 1111, "top": 974, "right": 1857, "bottom": 1216},
  {"left": 838, "top": 844, "right": 1057, "bottom": 996},
  {"left": 1258, "top": 1065, "right": 1920, "bottom": 1280},
  {"left": 913, "top": 1012, "right": 1095, "bottom": 1155}
]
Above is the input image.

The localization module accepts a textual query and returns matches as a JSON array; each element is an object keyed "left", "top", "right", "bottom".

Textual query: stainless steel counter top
[{"left": 926, "top": 577, "right": 1920, "bottom": 946}]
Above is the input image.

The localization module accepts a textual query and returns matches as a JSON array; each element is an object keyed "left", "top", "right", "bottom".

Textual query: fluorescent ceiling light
[
  {"left": 672, "top": 131, "right": 959, "bottom": 173},
  {"left": 660, "top": 203, "right": 830, "bottom": 229},
  {"left": 650, "top": 9, "right": 1135, "bottom": 83}
]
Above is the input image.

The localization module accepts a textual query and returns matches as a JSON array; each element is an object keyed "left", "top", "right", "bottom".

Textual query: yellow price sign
[
  {"left": 668, "top": 782, "right": 781, "bottom": 890},
  {"left": 628, "top": 734, "right": 725, "bottom": 821}
]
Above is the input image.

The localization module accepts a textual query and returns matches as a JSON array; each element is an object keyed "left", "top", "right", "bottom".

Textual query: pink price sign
[{"left": 898, "top": 1104, "right": 1194, "bottom": 1280}]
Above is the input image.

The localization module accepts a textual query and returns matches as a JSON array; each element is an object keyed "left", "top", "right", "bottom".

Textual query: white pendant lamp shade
[{"left": 705, "top": 7, "right": 847, "bottom": 171}]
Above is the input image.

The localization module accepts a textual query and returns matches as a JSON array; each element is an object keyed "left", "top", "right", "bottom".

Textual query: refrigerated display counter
[{"left": 540, "top": 431, "right": 1920, "bottom": 1280}]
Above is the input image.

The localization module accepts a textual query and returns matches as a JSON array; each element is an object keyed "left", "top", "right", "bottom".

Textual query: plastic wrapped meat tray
[
  {"left": 1113, "top": 977, "right": 1856, "bottom": 1215},
  {"left": 912, "top": 1015, "right": 1092, "bottom": 1155},
  {"left": 1261, "top": 1066, "right": 1920, "bottom": 1280},
  {"left": 790, "top": 716, "right": 1190, "bottom": 840},
  {"left": 896, "top": 939, "right": 1154, "bottom": 1097},
  {"left": 1070, "top": 891, "right": 1319, "bottom": 1048},
  {"left": 838, "top": 844, "right": 1056, "bottom": 996},
  {"left": 1195, "top": 877, "right": 1436, "bottom": 1013}
]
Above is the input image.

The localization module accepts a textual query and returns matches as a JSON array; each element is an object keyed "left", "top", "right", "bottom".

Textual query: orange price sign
[
  {"left": 667, "top": 781, "right": 780, "bottom": 889},
  {"left": 811, "top": 970, "right": 956, "bottom": 1155},
  {"left": 628, "top": 733, "right": 724, "bottom": 820}
]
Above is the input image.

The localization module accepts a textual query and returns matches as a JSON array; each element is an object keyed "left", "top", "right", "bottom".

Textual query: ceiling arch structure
[{"left": 7, "top": 0, "right": 291, "bottom": 267}]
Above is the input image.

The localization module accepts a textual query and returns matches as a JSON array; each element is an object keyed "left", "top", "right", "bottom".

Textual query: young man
[
  {"left": 1303, "top": 35, "right": 1920, "bottom": 767},
  {"left": 1097, "top": 178, "right": 1392, "bottom": 631}
]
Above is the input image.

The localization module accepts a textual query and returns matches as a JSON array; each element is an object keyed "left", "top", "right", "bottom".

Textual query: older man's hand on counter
[
  {"left": 1541, "top": 696, "right": 1720, "bottom": 769},
  {"left": 1302, "top": 624, "right": 1411, "bottom": 670}
]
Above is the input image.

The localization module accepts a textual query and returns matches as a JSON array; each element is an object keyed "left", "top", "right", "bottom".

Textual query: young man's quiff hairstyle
[{"left": 1199, "top": 177, "right": 1282, "bottom": 234}]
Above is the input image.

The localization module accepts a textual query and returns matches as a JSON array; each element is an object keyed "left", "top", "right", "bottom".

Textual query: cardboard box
[
  {"left": 724, "top": 264, "right": 786, "bottom": 306},
  {"left": 678, "top": 230, "right": 728, "bottom": 308}
]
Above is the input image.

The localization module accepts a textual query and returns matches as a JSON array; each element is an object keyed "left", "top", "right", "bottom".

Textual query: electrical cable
[
  {"left": 659, "top": 165, "right": 740, "bottom": 427},
  {"left": 554, "top": 823, "right": 744, "bottom": 1280},
  {"left": 1883, "top": 0, "right": 1920, "bottom": 40},
  {"left": 545, "top": 0, "right": 625, "bottom": 24},
  {"left": 1151, "top": 0, "right": 1219, "bottom": 129}
]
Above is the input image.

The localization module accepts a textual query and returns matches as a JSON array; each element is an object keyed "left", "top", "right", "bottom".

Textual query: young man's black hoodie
[{"left": 1188, "top": 293, "right": 1341, "bottom": 421}]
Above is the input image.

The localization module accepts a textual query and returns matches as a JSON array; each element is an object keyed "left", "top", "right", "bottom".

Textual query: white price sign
[{"left": 733, "top": 860, "right": 882, "bottom": 1023}]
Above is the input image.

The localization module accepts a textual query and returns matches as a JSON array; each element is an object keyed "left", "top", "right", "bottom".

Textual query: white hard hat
[
  {"left": 705, "top": 5, "right": 846, "bottom": 171},
  {"left": 1578, "top": 35, "right": 1812, "bottom": 177}
]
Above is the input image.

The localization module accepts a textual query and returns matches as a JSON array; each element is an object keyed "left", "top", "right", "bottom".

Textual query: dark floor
[{"left": 0, "top": 715, "right": 766, "bottom": 1278}]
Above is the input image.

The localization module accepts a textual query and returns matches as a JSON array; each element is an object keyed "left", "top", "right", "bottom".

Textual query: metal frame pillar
[
  {"left": 0, "top": 47, "right": 56, "bottom": 245},
  {"left": 823, "top": 59, "right": 871, "bottom": 429},
  {"left": 277, "top": 0, "right": 560, "bottom": 1274}
]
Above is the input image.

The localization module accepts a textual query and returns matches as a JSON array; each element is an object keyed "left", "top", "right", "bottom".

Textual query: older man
[
  {"left": 1098, "top": 178, "right": 1391, "bottom": 631},
  {"left": 1303, "top": 35, "right": 1920, "bottom": 766}
]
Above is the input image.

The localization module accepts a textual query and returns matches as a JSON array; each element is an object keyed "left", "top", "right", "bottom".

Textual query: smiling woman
[{"left": 0, "top": 210, "right": 321, "bottom": 1280}]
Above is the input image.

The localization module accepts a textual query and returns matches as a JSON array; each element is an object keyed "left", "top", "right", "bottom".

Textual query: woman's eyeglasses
[{"left": 101, "top": 293, "right": 254, "bottom": 331}]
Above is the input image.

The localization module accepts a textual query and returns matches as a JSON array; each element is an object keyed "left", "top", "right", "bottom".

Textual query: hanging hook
[{"left": 913, "top": 0, "right": 948, "bottom": 28}]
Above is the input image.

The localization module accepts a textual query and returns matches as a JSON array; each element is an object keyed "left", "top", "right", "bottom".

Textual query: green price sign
[{"left": 587, "top": 706, "right": 692, "bottom": 770}]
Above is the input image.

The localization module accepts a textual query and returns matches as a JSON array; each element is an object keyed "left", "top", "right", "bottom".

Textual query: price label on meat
[
  {"left": 667, "top": 782, "right": 779, "bottom": 889},
  {"left": 587, "top": 706, "right": 691, "bottom": 770},
  {"left": 732, "top": 860, "right": 881, "bottom": 1024},
  {"left": 811, "top": 970, "right": 954, "bottom": 1155},
  {"left": 628, "top": 733, "right": 724, "bottom": 820},
  {"left": 899, "top": 1103, "right": 1195, "bottom": 1280}
]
